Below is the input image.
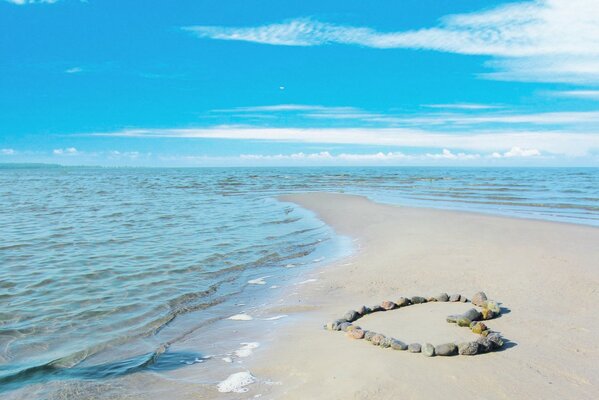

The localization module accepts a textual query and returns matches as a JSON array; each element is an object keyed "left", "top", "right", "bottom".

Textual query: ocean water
[{"left": 1, "top": 166, "right": 597, "bottom": 395}]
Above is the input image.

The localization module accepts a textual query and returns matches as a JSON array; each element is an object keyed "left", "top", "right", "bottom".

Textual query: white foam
[
  {"left": 262, "top": 315, "right": 287, "bottom": 321},
  {"left": 248, "top": 276, "right": 269, "bottom": 285},
  {"left": 284, "top": 263, "right": 296, "bottom": 268},
  {"left": 297, "top": 279, "right": 317, "bottom": 285},
  {"left": 269, "top": 285, "right": 279, "bottom": 289},
  {"left": 312, "top": 257, "right": 325, "bottom": 263},
  {"left": 228, "top": 314, "right": 253, "bottom": 321},
  {"left": 235, "top": 342, "right": 260, "bottom": 358},
  {"left": 217, "top": 371, "right": 256, "bottom": 393},
  {"left": 222, "top": 356, "right": 233, "bottom": 363}
]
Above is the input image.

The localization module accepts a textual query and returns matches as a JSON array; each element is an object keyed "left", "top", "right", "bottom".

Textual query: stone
[
  {"left": 364, "top": 331, "right": 377, "bottom": 341},
  {"left": 344, "top": 310, "right": 360, "bottom": 322},
  {"left": 357, "top": 306, "right": 371, "bottom": 315},
  {"left": 471, "top": 322, "right": 488, "bottom": 335},
  {"left": 422, "top": 343, "right": 435, "bottom": 357},
  {"left": 485, "top": 300, "right": 501, "bottom": 314},
  {"left": 481, "top": 329, "right": 490, "bottom": 337},
  {"left": 391, "top": 339, "right": 408, "bottom": 350},
  {"left": 381, "top": 300, "right": 396, "bottom": 310},
  {"left": 427, "top": 296, "right": 437, "bottom": 302},
  {"left": 350, "top": 329, "right": 365, "bottom": 339},
  {"left": 338, "top": 322, "right": 352, "bottom": 332},
  {"left": 449, "top": 294, "right": 461, "bottom": 302},
  {"left": 435, "top": 293, "right": 449, "bottom": 302},
  {"left": 476, "top": 337, "right": 493, "bottom": 353},
  {"left": 380, "top": 337, "right": 394, "bottom": 348},
  {"left": 446, "top": 315, "right": 459, "bottom": 323},
  {"left": 411, "top": 296, "right": 427, "bottom": 304},
  {"left": 370, "top": 305, "right": 384, "bottom": 313},
  {"left": 345, "top": 325, "right": 360, "bottom": 333},
  {"left": 462, "top": 308, "right": 482, "bottom": 322},
  {"left": 457, "top": 317, "right": 472, "bottom": 327},
  {"left": 471, "top": 291, "right": 488, "bottom": 307},
  {"left": 458, "top": 342, "right": 479, "bottom": 355},
  {"left": 481, "top": 308, "right": 495, "bottom": 320},
  {"left": 487, "top": 333, "right": 504, "bottom": 349},
  {"left": 408, "top": 343, "right": 422, "bottom": 353},
  {"left": 371, "top": 334, "right": 386, "bottom": 346},
  {"left": 396, "top": 297, "right": 411, "bottom": 307},
  {"left": 435, "top": 343, "right": 458, "bottom": 356},
  {"left": 332, "top": 319, "right": 346, "bottom": 330},
  {"left": 460, "top": 295, "right": 468, "bottom": 303}
]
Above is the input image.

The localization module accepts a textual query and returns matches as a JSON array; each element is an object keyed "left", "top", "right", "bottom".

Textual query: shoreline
[{"left": 241, "top": 192, "right": 599, "bottom": 399}]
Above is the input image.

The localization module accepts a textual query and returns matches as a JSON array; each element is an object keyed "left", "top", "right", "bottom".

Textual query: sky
[{"left": 1, "top": 0, "right": 598, "bottom": 167}]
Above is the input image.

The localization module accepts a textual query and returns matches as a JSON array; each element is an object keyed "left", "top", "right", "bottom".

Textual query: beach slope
[{"left": 249, "top": 193, "right": 599, "bottom": 399}]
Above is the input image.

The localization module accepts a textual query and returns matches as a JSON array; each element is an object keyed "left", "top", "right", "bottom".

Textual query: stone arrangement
[{"left": 324, "top": 291, "right": 505, "bottom": 357}]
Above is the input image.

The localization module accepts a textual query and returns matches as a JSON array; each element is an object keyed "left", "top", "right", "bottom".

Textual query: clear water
[{"left": 0, "top": 166, "right": 597, "bottom": 394}]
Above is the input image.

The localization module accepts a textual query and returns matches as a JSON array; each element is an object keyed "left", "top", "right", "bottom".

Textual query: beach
[{"left": 241, "top": 192, "right": 599, "bottom": 399}]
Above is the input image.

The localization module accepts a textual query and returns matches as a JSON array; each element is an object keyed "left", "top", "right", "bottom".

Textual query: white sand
[{"left": 246, "top": 193, "right": 599, "bottom": 399}]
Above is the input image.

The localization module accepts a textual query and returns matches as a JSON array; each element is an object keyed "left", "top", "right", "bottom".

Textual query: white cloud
[
  {"left": 185, "top": 0, "right": 599, "bottom": 84},
  {"left": 213, "top": 104, "right": 358, "bottom": 113},
  {"left": 491, "top": 147, "right": 541, "bottom": 158},
  {"left": 65, "top": 67, "right": 83, "bottom": 74},
  {"left": 1, "top": 148, "right": 15, "bottom": 155},
  {"left": 423, "top": 103, "right": 503, "bottom": 110},
  {"left": 551, "top": 90, "right": 599, "bottom": 100},
  {"left": 4, "top": 0, "right": 59, "bottom": 4},
  {"left": 90, "top": 126, "right": 599, "bottom": 157},
  {"left": 426, "top": 148, "right": 480, "bottom": 160},
  {"left": 53, "top": 147, "right": 79, "bottom": 155}
]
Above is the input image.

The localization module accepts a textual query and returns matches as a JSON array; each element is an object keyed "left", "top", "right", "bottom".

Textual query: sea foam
[{"left": 217, "top": 371, "right": 256, "bottom": 393}]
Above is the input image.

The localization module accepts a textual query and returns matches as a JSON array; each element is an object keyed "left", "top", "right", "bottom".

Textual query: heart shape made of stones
[{"left": 324, "top": 291, "right": 505, "bottom": 356}]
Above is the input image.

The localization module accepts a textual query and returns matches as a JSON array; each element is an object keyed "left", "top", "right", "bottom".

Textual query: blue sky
[{"left": 1, "top": 0, "right": 598, "bottom": 166}]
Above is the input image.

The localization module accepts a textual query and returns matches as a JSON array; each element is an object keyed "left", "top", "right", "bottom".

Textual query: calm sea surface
[{"left": 1, "top": 166, "right": 597, "bottom": 394}]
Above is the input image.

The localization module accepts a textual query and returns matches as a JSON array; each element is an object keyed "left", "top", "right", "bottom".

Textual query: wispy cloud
[
  {"left": 53, "top": 147, "right": 79, "bottom": 155},
  {"left": 491, "top": 147, "right": 541, "bottom": 158},
  {"left": 550, "top": 90, "right": 599, "bottom": 100},
  {"left": 89, "top": 126, "right": 598, "bottom": 157},
  {"left": 423, "top": 103, "right": 503, "bottom": 110},
  {"left": 1, "top": 148, "right": 16, "bottom": 155},
  {"left": 213, "top": 104, "right": 358, "bottom": 113},
  {"left": 4, "top": 0, "right": 59, "bottom": 4},
  {"left": 185, "top": 0, "right": 599, "bottom": 84},
  {"left": 65, "top": 67, "right": 83, "bottom": 74}
]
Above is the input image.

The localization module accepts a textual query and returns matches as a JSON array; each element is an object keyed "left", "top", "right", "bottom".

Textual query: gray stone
[
  {"left": 458, "top": 342, "right": 479, "bottom": 355},
  {"left": 462, "top": 308, "right": 482, "bottom": 322},
  {"left": 485, "top": 300, "right": 501, "bottom": 314},
  {"left": 380, "top": 337, "right": 394, "bottom": 348},
  {"left": 411, "top": 296, "right": 427, "bottom": 304},
  {"left": 370, "top": 305, "right": 384, "bottom": 313},
  {"left": 357, "top": 306, "right": 371, "bottom": 316},
  {"left": 422, "top": 343, "right": 435, "bottom": 357},
  {"left": 381, "top": 300, "right": 396, "bottom": 310},
  {"left": 446, "top": 314, "right": 459, "bottom": 323},
  {"left": 435, "top": 293, "right": 449, "bottom": 302},
  {"left": 460, "top": 295, "right": 468, "bottom": 303},
  {"left": 487, "top": 333, "right": 504, "bottom": 349},
  {"left": 472, "top": 291, "right": 488, "bottom": 307},
  {"left": 408, "top": 343, "right": 422, "bottom": 353},
  {"left": 449, "top": 294, "right": 461, "bottom": 302},
  {"left": 391, "top": 339, "right": 408, "bottom": 350},
  {"left": 476, "top": 337, "right": 493, "bottom": 353},
  {"left": 435, "top": 343, "right": 458, "bottom": 356},
  {"left": 457, "top": 317, "right": 471, "bottom": 327},
  {"left": 338, "top": 322, "right": 352, "bottom": 332},
  {"left": 364, "top": 331, "right": 377, "bottom": 341},
  {"left": 396, "top": 297, "right": 411, "bottom": 307},
  {"left": 344, "top": 310, "right": 360, "bottom": 322},
  {"left": 371, "top": 334, "right": 386, "bottom": 346}
]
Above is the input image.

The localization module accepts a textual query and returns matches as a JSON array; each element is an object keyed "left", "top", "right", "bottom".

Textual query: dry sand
[{"left": 244, "top": 193, "right": 599, "bottom": 399}]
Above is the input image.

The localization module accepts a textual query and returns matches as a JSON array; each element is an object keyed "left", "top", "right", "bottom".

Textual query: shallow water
[{"left": 0, "top": 166, "right": 597, "bottom": 395}]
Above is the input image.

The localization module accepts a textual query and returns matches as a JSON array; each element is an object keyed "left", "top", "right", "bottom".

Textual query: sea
[{"left": 1, "top": 166, "right": 597, "bottom": 397}]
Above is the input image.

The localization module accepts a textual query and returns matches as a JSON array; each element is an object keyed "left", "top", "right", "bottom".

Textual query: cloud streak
[
  {"left": 90, "top": 126, "right": 598, "bottom": 157},
  {"left": 185, "top": 0, "right": 599, "bottom": 84}
]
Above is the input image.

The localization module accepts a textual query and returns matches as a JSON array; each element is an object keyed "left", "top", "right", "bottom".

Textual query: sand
[{"left": 244, "top": 193, "right": 599, "bottom": 399}]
